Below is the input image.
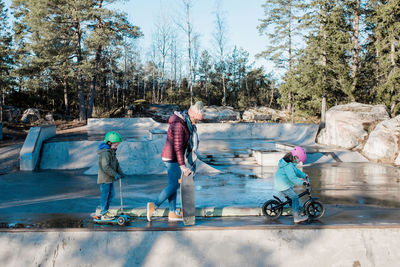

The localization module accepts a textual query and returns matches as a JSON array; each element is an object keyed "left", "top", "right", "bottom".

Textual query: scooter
[
  {"left": 93, "top": 178, "right": 130, "bottom": 226},
  {"left": 262, "top": 177, "right": 325, "bottom": 220}
]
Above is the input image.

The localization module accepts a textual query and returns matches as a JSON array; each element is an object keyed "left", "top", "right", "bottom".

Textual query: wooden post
[{"left": 320, "top": 95, "right": 326, "bottom": 129}]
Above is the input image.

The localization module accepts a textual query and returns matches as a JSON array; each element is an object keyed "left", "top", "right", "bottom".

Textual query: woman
[{"left": 147, "top": 101, "right": 204, "bottom": 221}]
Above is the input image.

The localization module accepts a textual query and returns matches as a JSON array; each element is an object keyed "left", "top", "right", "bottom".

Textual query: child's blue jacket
[{"left": 274, "top": 158, "right": 307, "bottom": 192}]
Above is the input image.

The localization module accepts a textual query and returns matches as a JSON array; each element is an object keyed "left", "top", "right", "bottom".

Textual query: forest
[{"left": 0, "top": 0, "right": 399, "bottom": 121}]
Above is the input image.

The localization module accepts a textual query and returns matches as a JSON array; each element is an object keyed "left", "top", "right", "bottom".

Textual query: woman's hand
[{"left": 180, "top": 165, "right": 192, "bottom": 176}]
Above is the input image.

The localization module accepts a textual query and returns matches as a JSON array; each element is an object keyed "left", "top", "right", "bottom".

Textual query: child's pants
[
  {"left": 281, "top": 187, "right": 300, "bottom": 215},
  {"left": 155, "top": 162, "right": 181, "bottom": 213},
  {"left": 100, "top": 182, "right": 115, "bottom": 215}
]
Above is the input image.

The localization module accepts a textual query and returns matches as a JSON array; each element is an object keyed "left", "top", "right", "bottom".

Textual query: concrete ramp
[
  {"left": 87, "top": 118, "right": 167, "bottom": 140},
  {"left": 197, "top": 123, "right": 319, "bottom": 145},
  {"left": 40, "top": 138, "right": 220, "bottom": 175}
]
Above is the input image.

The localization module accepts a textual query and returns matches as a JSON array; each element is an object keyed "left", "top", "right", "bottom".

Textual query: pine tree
[
  {"left": 258, "top": 0, "right": 301, "bottom": 111},
  {"left": 369, "top": 0, "right": 400, "bottom": 115},
  {"left": 281, "top": 0, "right": 352, "bottom": 115},
  {"left": 0, "top": 0, "right": 13, "bottom": 121}
]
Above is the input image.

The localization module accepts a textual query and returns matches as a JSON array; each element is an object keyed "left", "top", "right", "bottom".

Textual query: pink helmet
[{"left": 291, "top": 146, "right": 307, "bottom": 163}]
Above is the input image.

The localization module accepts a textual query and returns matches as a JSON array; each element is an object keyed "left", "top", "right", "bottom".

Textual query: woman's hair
[
  {"left": 189, "top": 101, "right": 204, "bottom": 114},
  {"left": 283, "top": 152, "right": 295, "bottom": 163}
]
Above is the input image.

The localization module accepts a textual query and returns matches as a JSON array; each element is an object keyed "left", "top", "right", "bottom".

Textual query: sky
[{"left": 4, "top": 0, "right": 276, "bottom": 75}]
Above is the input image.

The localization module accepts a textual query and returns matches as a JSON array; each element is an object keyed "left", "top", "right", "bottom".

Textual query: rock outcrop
[
  {"left": 317, "top": 103, "right": 389, "bottom": 149},
  {"left": 242, "top": 107, "right": 286, "bottom": 122},
  {"left": 21, "top": 108, "right": 41, "bottom": 123},
  {"left": 202, "top": 106, "right": 240, "bottom": 122},
  {"left": 362, "top": 115, "right": 400, "bottom": 164}
]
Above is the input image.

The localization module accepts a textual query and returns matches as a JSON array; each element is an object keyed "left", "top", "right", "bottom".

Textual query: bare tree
[
  {"left": 191, "top": 33, "right": 201, "bottom": 85},
  {"left": 177, "top": 0, "right": 195, "bottom": 105},
  {"left": 213, "top": 0, "right": 228, "bottom": 105},
  {"left": 154, "top": 11, "right": 172, "bottom": 103}
]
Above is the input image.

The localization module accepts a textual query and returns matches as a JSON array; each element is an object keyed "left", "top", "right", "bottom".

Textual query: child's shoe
[
  {"left": 101, "top": 212, "right": 114, "bottom": 221},
  {"left": 147, "top": 202, "right": 156, "bottom": 222},
  {"left": 294, "top": 213, "right": 308, "bottom": 224},
  {"left": 168, "top": 210, "right": 183, "bottom": 221}
]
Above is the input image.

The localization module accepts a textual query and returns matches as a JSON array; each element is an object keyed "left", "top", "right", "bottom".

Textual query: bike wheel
[
  {"left": 262, "top": 200, "right": 283, "bottom": 219},
  {"left": 304, "top": 200, "right": 325, "bottom": 219}
]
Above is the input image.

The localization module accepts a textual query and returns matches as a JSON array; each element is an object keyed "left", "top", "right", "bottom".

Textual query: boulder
[
  {"left": 242, "top": 107, "right": 286, "bottom": 122},
  {"left": 21, "top": 108, "right": 41, "bottom": 123},
  {"left": 3, "top": 106, "right": 21, "bottom": 122},
  {"left": 317, "top": 103, "right": 389, "bottom": 149},
  {"left": 45, "top": 113, "right": 54, "bottom": 122},
  {"left": 363, "top": 115, "right": 400, "bottom": 164},
  {"left": 144, "top": 104, "right": 181, "bottom": 122},
  {"left": 202, "top": 106, "right": 240, "bottom": 122}
]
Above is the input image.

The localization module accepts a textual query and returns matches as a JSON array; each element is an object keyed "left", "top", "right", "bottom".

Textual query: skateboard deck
[{"left": 180, "top": 173, "right": 195, "bottom": 225}]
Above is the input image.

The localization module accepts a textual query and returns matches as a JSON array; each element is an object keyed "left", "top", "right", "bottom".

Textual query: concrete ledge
[
  {"left": 87, "top": 118, "right": 168, "bottom": 140},
  {"left": 197, "top": 123, "right": 319, "bottom": 145},
  {"left": 19, "top": 125, "right": 56, "bottom": 171},
  {"left": 1, "top": 228, "right": 400, "bottom": 266},
  {"left": 96, "top": 207, "right": 292, "bottom": 217}
]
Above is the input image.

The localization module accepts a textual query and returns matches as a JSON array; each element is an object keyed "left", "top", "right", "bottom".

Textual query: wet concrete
[{"left": 1, "top": 161, "right": 400, "bottom": 228}]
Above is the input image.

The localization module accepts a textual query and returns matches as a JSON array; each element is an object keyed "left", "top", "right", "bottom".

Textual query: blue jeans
[
  {"left": 281, "top": 187, "right": 300, "bottom": 216},
  {"left": 100, "top": 183, "right": 115, "bottom": 215},
  {"left": 155, "top": 162, "right": 181, "bottom": 212}
]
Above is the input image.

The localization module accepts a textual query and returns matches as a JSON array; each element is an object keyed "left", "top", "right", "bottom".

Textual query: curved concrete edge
[
  {"left": 1, "top": 229, "right": 400, "bottom": 266},
  {"left": 20, "top": 125, "right": 56, "bottom": 171},
  {"left": 96, "top": 207, "right": 292, "bottom": 217},
  {"left": 197, "top": 122, "right": 319, "bottom": 144}
]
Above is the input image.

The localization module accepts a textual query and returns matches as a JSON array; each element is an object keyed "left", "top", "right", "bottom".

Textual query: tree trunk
[
  {"left": 222, "top": 72, "right": 226, "bottom": 106},
  {"left": 76, "top": 19, "right": 86, "bottom": 121},
  {"left": 0, "top": 89, "right": 3, "bottom": 122},
  {"left": 351, "top": 0, "right": 360, "bottom": 101},
  {"left": 63, "top": 73, "right": 70, "bottom": 116},
  {"left": 287, "top": 0, "right": 292, "bottom": 113},
  {"left": 187, "top": 9, "right": 193, "bottom": 105},
  {"left": 152, "top": 67, "right": 156, "bottom": 104}
]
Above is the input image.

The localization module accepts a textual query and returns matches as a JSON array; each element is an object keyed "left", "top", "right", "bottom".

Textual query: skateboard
[{"left": 180, "top": 173, "right": 195, "bottom": 225}]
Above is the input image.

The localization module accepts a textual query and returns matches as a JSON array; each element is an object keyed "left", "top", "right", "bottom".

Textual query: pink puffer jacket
[{"left": 161, "top": 113, "right": 189, "bottom": 166}]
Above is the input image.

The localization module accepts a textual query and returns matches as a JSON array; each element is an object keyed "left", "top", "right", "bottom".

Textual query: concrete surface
[
  {"left": 2, "top": 162, "right": 400, "bottom": 226},
  {"left": 40, "top": 138, "right": 219, "bottom": 175},
  {"left": 1, "top": 226, "right": 400, "bottom": 267},
  {"left": 19, "top": 125, "right": 56, "bottom": 171},
  {"left": 0, "top": 144, "right": 22, "bottom": 175},
  {"left": 87, "top": 118, "right": 167, "bottom": 140}
]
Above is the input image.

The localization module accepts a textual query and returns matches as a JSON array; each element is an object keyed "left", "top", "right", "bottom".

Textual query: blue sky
[{"left": 4, "top": 0, "right": 275, "bottom": 74}]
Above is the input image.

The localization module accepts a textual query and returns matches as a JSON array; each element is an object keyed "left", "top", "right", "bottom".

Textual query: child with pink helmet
[{"left": 273, "top": 146, "right": 309, "bottom": 223}]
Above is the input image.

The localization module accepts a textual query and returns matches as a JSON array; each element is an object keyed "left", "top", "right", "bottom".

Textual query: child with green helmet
[{"left": 97, "top": 131, "right": 124, "bottom": 220}]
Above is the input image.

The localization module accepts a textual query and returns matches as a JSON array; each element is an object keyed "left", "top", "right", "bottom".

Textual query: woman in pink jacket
[{"left": 147, "top": 101, "right": 204, "bottom": 221}]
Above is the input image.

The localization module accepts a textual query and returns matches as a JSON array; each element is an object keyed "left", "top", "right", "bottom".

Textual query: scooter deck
[
  {"left": 91, "top": 213, "right": 130, "bottom": 225},
  {"left": 180, "top": 173, "right": 195, "bottom": 225}
]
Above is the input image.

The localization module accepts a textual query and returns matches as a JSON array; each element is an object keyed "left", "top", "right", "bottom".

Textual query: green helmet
[{"left": 104, "top": 131, "right": 123, "bottom": 143}]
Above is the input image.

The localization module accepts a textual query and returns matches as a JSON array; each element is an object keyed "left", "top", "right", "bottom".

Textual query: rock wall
[
  {"left": 317, "top": 102, "right": 400, "bottom": 165},
  {"left": 317, "top": 103, "right": 389, "bottom": 149}
]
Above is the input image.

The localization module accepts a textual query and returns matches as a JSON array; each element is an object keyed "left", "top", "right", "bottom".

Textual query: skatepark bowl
[
  {"left": 3, "top": 121, "right": 400, "bottom": 266},
  {"left": 1, "top": 138, "right": 400, "bottom": 228}
]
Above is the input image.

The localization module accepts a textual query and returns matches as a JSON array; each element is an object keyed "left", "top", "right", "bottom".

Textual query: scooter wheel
[
  {"left": 304, "top": 200, "right": 325, "bottom": 219},
  {"left": 117, "top": 216, "right": 126, "bottom": 226},
  {"left": 262, "top": 200, "right": 282, "bottom": 219}
]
